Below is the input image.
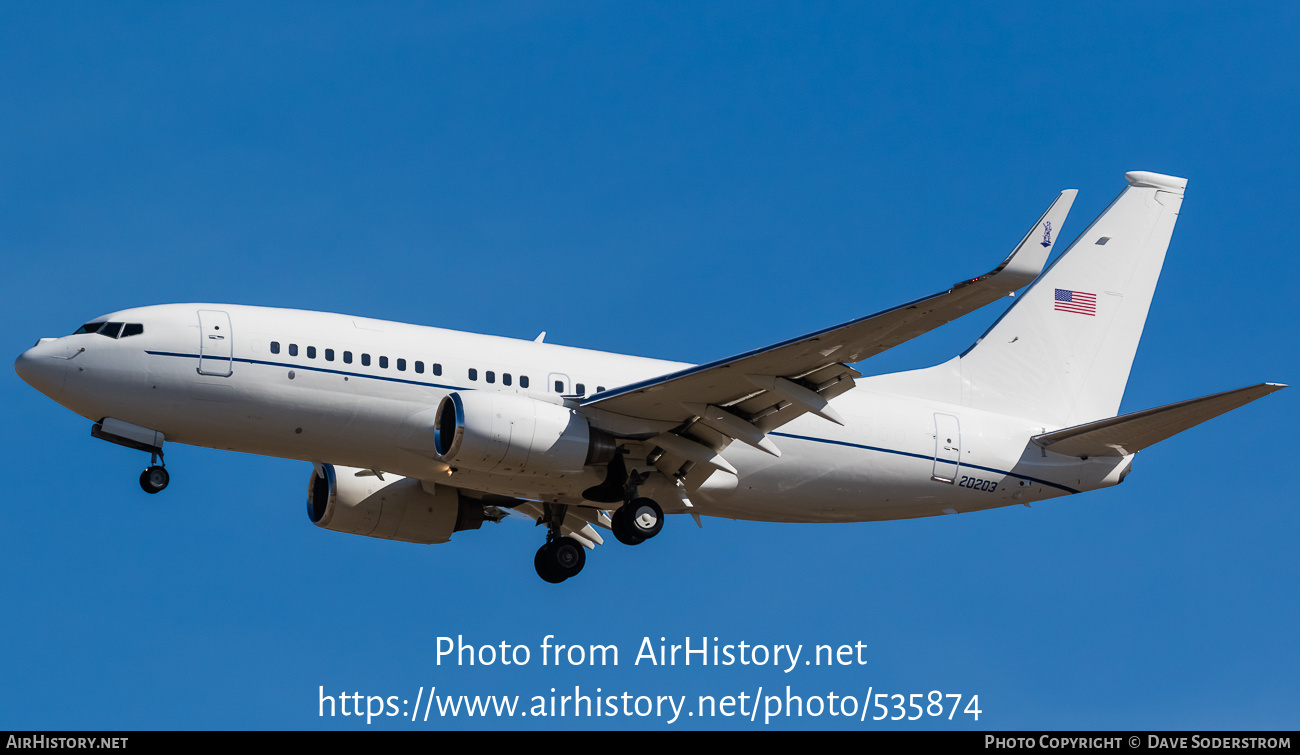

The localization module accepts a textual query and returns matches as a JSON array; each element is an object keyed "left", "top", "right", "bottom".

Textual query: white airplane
[{"left": 15, "top": 170, "right": 1284, "bottom": 583}]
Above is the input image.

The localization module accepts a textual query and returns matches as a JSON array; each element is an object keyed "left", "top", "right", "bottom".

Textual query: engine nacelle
[
  {"left": 433, "top": 391, "right": 615, "bottom": 475},
  {"left": 306, "top": 464, "right": 484, "bottom": 544}
]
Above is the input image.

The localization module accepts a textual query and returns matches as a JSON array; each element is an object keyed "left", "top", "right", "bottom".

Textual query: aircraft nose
[{"left": 15, "top": 339, "right": 69, "bottom": 400}]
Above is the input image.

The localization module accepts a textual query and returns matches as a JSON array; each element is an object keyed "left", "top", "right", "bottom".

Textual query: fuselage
[{"left": 15, "top": 303, "right": 1130, "bottom": 523}]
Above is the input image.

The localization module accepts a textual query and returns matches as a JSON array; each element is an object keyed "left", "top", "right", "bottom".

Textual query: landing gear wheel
[
  {"left": 139, "top": 465, "right": 169, "bottom": 494},
  {"left": 534, "top": 544, "right": 565, "bottom": 584},
  {"left": 612, "top": 497, "right": 662, "bottom": 545},
  {"left": 611, "top": 506, "right": 644, "bottom": 545},
  {"left": 534, "top": 537, "right": 586, "bottom": 583}
]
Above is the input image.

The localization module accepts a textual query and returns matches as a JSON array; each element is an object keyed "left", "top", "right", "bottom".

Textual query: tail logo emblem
[{"left": 1041, "top": 221, "right": 1053, "bottom": 248}]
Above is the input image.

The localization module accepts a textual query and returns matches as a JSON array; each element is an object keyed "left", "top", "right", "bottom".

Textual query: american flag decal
[{"left": 1054, "top": 288, "right": 1097, "bottom": 316}]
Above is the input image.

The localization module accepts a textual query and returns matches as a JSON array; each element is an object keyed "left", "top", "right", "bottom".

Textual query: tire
[
  {"left": 625, "top": 497, "right": 663, "bottom": 539},
  {"left": 547, "top": 537, "right": 586, "bottom": 580},
  {"left": 610, "top": 505, "right": 646, "bottom": 546},
  {"left": 139, "top": 466, "right": 169, "bottom": 494},
  {"left": 535, "top": 543, "right": 565, "bottom": 583}
]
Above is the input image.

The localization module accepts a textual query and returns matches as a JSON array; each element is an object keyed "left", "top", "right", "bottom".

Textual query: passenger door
[{"left": 197, "top": 310, "right": 233, "bottom": 376}]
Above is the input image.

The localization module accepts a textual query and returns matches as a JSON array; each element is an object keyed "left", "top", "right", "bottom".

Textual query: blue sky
[{"left": 2, "top": 2, "right": 1297, "bottom": 730}]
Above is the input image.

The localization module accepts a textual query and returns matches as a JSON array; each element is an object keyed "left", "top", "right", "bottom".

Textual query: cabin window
[
  {"left": 270, "top": 341, "right": 281, "bottom": 354},
  {"left": 468, "top": 368, "right": 477, "bottom": 381},
  {"left": 520, "top": 376, "right": 530, "bottom": 389},
  {"left": 502, "top": 373, "right": 512, "bottom": 386},
  {"left": 379, "top": 356, "right": 388, "bottom": 369},
  {"left": 307, "top": 346, "right": 317, "bottom": 359},
  {"left": 596, "top": 386, "right": 605, "bottom": 392},
  {"left": 433, "top": 363, "right": 442, "bottom": 376},
  {"left": 575, "top": 383, "right": 585, "bottom": 395},
  {"left": 325, "top": 349, "right": 335, "bottom": 362},
  {"left": 486, "top": 371, "right": 495, "bottom": 384},
  {"left": 343, "top": 351, "right": 353, "bottom": 364},
  {"left": 415, "top": 361, "right": 424, "bottom": 374},
  {"left": 554, "top": 380, "right": 564, "bottom": 393},
  {"left": 397, "top": 358, "right": 406, "bottom": 371},
  {"left": 289, "top": 344, "right": 299, "bottom": 357},
  {"left": 361, "top": 354, "right": 371, "bottom": 366}
]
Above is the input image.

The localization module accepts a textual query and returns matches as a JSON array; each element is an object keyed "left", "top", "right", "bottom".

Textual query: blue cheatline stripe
[
  {"left": 769, "top": 431, "right": 1080, "bottom": 494},
  {"left": 145, "top": 350, "right": 468, "bottom": 392},
  {"left": 145, "top": 350, "right": 1079, "bottom": 494}
]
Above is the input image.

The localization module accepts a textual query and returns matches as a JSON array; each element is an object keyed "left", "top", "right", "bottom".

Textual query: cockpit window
[{"left": 72, "top": 321, "right": 144, "bottom": 338}]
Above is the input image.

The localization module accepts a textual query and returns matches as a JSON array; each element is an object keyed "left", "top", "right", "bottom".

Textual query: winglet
[
  {"left": 955, "top": 189, "right": 1077, "bottom": 293},
  {"left": 1125, "top": 171, "right": 1187, "bottom": 194}
]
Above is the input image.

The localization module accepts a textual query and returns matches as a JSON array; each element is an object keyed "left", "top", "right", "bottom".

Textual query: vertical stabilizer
[{"left": 956, "top": 171, "right": 1187, "bottom": 427}]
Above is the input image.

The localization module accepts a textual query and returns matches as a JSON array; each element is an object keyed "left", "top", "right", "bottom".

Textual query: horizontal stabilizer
[{"left": 1032, "top": 383, "right": 1286, "bottom": 458}]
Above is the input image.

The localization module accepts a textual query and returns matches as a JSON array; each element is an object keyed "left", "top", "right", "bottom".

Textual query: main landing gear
[
  {"left": 534, "top": 503, "right": 586, "bottom": 584},
  {"left": 139, "top": 450, "right": 169, "bottom": 494},
  {"left": 532, "top": 452, "right": 670, "bottom": 583},
  {"left": 535, "top": 537, "right": 586, "bottom": 584},
  {"left": 582, "top": 450, "right": 666, "bottom": 547},
  {"left": 611, "top": 497, "right": 663, "bottom": 545}
]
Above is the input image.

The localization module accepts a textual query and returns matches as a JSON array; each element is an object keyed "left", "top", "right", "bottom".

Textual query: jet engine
[
  {"left": 306, "top": 464, "right": 485, "bottom": 544},
  {"left": 433, "top": 391, "right": 615, "bottom": 475}
]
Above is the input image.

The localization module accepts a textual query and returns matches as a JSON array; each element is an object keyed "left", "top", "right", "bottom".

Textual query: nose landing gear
[
  {"left": 90, "top": 419, "right": 171, "bottom": 495},
  {"left": 139, "top": 465, "right": 169, "bottom": 494},
  {"left": 139, "top": 451, "right": 169, "bottom": 494}
]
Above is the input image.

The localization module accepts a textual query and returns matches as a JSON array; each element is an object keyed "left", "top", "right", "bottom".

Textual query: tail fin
[{"left": 957, "top": 170, "right": 1187, "bottom": 426}]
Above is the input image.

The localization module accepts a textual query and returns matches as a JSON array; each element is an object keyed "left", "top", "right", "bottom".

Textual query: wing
[{"left": 581, "top": 189, "right": 1077, "bottom": 488}]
